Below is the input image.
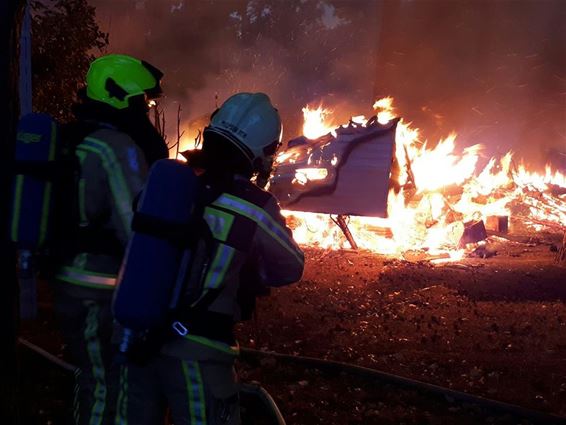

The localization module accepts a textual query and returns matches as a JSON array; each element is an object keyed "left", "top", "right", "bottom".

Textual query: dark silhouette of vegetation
[{"left": 32, "top": 0, "right": 108, "bottom": 122}]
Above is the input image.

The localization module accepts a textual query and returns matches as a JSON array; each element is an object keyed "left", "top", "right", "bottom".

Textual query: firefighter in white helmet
[{"left": 115, "top": 92, "right": 304, "bottom": 424}]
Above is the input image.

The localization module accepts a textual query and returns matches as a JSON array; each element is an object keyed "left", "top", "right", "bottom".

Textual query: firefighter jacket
[
  {"left": 55, "top": 127, "right": 149, "bottom": 292},
  {"left": 166, "top": 174, "right": 305, "bottom": 355}
]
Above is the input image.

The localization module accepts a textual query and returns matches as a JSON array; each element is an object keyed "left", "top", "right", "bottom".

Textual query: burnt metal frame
[{"left": 331, "top": 214, "right": 358, "bottom": 250}]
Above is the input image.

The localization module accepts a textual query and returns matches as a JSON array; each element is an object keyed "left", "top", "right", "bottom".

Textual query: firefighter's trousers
[
  {"left": 53, "top": 283, "right": 119, "bottom": 425},
  {"left": 115, "top": 336, "right": 240, "bottom": 425}
]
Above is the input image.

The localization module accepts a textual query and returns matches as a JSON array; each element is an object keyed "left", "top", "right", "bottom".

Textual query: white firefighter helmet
[{"left": 204, "top": 92, "right": 282, "bottom": 173}]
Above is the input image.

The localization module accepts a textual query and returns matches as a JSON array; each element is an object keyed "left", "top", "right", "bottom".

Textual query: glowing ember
[{"left": 279, "top": 97, "right": 566, "bottom": 259}]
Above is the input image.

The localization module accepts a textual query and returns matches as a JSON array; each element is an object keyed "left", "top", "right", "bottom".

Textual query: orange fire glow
[
  {"left": 282, "top": 98, "right": 566, "bottom": 258},
  {"left": 302, "top": 105, "right": 337, "bottom": 140}
]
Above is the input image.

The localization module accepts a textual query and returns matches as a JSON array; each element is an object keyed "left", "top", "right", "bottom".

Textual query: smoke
[
  {"left": 90, "top": 0, "right": 565, "bottom": 165},
  {"left": 91, "top": 0, "right": 380, "bottom": 142},
  {"left": 375, "top": 1, "right": 566, "bottom": 166}
]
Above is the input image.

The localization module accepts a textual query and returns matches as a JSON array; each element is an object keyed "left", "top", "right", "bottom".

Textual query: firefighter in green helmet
[
  {"left": 52, "top": 54, "right": 168, "bottom": 425},
  {"left": 114, "top": 92, "right": 304, "bottom": 424}
]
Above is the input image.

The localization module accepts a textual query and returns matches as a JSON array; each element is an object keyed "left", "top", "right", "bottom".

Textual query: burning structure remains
[
  {"left": 270, "top": 98, "right": 566, "bottom": 260},
  {"left": 269, "top": 116, "right": 398, "bottom": 217}
]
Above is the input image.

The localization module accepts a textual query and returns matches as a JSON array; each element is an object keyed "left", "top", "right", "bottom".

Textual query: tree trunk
[{"left": 0, "top": 1, "right": 25, "bottom": 423}]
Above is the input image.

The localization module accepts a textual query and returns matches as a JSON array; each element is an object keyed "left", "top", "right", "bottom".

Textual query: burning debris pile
[{"left": 270, "top": 98, "right": 566, "bottom": 260}]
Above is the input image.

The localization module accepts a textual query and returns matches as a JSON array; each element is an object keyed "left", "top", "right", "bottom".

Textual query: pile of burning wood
[{"left": 269, "top": 98, "right": 566, "bottom": 262}]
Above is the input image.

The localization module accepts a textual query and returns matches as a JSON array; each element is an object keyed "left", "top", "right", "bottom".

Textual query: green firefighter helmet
[
  {"left": 85, "top": 54, "right": 163, "bottom": 110},
  {"left": 204, "top": 92, "right": 282, "bottom": 173}
]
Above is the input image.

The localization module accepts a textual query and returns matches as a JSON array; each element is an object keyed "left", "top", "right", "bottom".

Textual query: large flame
[
  {"left": 302, "top": 105, "right": 336, "bottom": 139},
  {"left": 282, "top": 97, "right": 566, "bottom": 258}
]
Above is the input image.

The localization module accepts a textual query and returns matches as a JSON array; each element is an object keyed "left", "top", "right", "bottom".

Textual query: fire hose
[
  {"left": 17, "top": 337, "right": 566, "bottom": 424},
  {"left": 239, "top": 347, "right": 566, "bottom": 425},
  {"left": 17, "top": 337, "right": 287, "bottom": 425},
  {"left": 239, "top": 383, "right": 287, "bottom": 425}
]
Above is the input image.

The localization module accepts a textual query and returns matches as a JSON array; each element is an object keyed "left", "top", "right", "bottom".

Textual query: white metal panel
[{"left": 270, "top": 119, "right": 397, "bottom": 217}]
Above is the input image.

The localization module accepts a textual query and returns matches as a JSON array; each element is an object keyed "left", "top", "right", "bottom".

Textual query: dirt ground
[
  {"left": 235, "top": 232, "right": 566, "bottom": 424},
  {"left": 19, "top": 231, "right": 566, "bottom": 424}
]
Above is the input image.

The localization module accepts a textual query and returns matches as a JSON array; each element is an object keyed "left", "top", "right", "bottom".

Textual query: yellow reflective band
[
  {"left": 79, "top": 138, "right": 134, "bottom": 236},
  {"left": 182, "top": 361, "right": 207, "bottom": 425},
  {"left": 39, "top": 181, "right": 52, "bottom": 246},
  {"left": 39, "top": 122, "right": 58, "bottom": 245},
  {"left": 204, "top": 244, "right": 235, "bottom": 289},
  {"left": 56, "top": 267, "right": 117, "bottom": 289},
  {"left": 10, "top": 175, "right": 24, "bottom": 242},
  {"left": 183, "top": 334, "right": 240, "bottom": 356},
  {"left": 191, "top": 243, "right": 235, "bottom": 307},
  {"left": 203, "top": 206, "right": 234, "bottom": 242},
  {"left": 115, "top": 365, "right": 128, "bottom": 425},
  {"left": 84, "top": 302, "right": 107, "bottom": 425},
  {"left": 213, "top": 194, "right": 303, "bottom": 264}
]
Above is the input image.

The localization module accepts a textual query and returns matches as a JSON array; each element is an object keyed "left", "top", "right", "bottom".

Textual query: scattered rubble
[{"left": 236, "top": 238, "right": 566, "bottom": 423}]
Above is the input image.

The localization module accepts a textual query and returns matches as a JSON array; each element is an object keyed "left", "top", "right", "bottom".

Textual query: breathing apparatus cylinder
[
  {"left": 113, "top": 159, "right": 201, "bottom": 354},
  {"left": 10, "top": 113, "right": 62, "bottom": 319}
]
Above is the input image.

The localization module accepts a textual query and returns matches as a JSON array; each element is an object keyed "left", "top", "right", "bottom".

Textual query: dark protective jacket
[
  {"left": 113, "top": 172, "right": 305, "bottom": 425},
  {"left": 55, "top": 127, "right": 149, "bottom": 290},
  {"left": 168, "top": 174, "right": 305, "bottom": 354}
]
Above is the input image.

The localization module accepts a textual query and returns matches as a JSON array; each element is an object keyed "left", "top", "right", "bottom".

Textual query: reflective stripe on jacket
[
  {"left": 189, "top": 175, "right": 305, "bottom": 321},
  {"left": 56, "top": 265, "right": 117, "bottom": 289},
  {"left": 56, "top": 128, "right": 149, "bottom": 290}
]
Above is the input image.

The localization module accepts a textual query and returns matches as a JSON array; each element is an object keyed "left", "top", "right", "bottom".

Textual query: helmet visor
[{"left": 141, "top": 60, "right": 164, "bottom": 99}]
